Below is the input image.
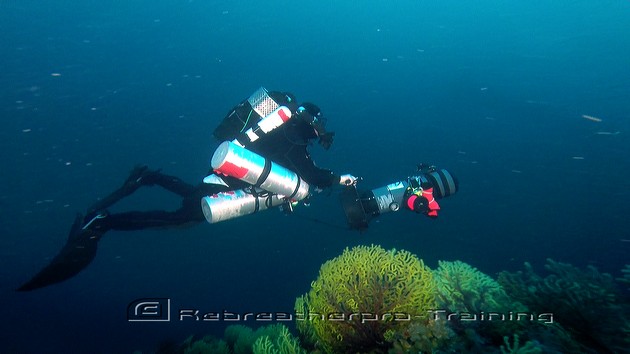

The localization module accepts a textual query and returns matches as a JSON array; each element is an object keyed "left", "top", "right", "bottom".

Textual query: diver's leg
[
  {"left": 94, "top": 208, "right": 202, "bottom": 231},
  {"left": 87, "top": 166, "right": 197, "bottom": 217},
  {"left": 144, "top": 172, "right": 197, "bottom": 198},
  {"left": 86, "top": 165, "right": 155, "bottom": 216}
]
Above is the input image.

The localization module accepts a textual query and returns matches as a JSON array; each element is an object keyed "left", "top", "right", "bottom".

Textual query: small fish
[
  {"left": 595, "top": 131, "right": 620, "bottom": 135},
  {"left": 582, "top": 114, "right": 602, "bottom": 122}
]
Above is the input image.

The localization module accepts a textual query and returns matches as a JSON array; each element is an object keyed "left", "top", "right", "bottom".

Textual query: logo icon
[{"left": 127, "top": 298, "right": 171, "bottom": 322}]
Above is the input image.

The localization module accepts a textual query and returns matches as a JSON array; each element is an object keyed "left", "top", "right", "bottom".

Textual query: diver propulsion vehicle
[
  {"left": 340, "top": 168, "right": 458, "bottom": 231},
  {"left": 201, "top": 141, "right": 310, "bottom": 223}
]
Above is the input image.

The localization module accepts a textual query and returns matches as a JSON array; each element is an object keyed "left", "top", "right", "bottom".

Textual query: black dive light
[{"left": 340, "top": 168, "right": 458, "bottom": 231}]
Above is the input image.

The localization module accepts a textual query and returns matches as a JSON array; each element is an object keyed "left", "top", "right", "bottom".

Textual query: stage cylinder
[
  {"left": 201, "top": 189, "right": 285, "bottom": 224},
  {"left": 211, "top": 141, "right": 310, "bottom": 201}
]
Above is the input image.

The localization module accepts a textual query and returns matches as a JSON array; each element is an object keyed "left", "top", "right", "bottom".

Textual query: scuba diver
[
  {"left": 18, "top": 87, "right": 459, "bottom": 291},
  {"left": 17, "top": 87, "right": 358, "bottom": 291}
]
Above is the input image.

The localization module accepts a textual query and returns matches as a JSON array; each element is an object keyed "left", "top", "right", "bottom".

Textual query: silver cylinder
[
  {"left": 201, "top": 189, "right": 285, "bottom": 224},
  {"left": 211, "top": 141, "right": 310, "bottom": 200}
]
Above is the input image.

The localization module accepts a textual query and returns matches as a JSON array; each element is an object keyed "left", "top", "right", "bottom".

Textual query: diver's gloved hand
[{"left": 339, "top": 174, "right": 359, "bottom": 186}]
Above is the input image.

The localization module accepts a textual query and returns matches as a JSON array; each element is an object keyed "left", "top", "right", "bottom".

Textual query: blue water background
[{"left": 1, "top": 0, "right": 629, "bottom": 352}]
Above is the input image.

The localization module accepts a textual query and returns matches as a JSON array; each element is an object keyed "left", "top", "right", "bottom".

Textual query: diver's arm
[{"left": 286, "top": 148, "right": 358, "bottom": 190}]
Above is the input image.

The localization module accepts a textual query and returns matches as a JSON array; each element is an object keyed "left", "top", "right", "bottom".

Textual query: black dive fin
[{"left": 17, "top": 214, "right": 103, "bottom": 291}]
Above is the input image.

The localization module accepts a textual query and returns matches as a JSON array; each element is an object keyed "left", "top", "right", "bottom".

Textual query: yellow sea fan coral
[
  {"left": 252, "top": 324, "right": 306, "bottom": 354},
  {"left": 433, "top": 260, "right": 522, "bottom": 314},
  {"left": 294, "top": 244, "right": 438, "bottom": 354}
]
